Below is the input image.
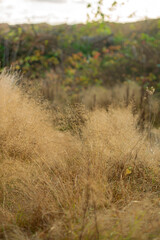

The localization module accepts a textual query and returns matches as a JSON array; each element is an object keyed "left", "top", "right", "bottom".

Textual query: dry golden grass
[{"left": 0, "top": 72, "right": 160, "bottom": 240}]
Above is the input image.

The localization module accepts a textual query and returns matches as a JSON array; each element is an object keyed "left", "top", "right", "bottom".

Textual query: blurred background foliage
[{"left": 1, "top": 2, "right": 160, "bottom": 106}]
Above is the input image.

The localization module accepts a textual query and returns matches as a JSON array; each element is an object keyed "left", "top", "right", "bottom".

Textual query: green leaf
[
  {"left": 112, "top": 1, "right": 117, "bottom": 7},
  {"left": 87, "top": 3, "right": 91, "bottom": 8},
  {"left": 18, "top": 27, "right": 22, "bottom": 35}
]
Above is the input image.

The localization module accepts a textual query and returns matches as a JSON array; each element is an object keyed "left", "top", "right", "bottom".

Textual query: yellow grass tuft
[{"left": 0, "top": 72, "right": 160, "bottom": 239}]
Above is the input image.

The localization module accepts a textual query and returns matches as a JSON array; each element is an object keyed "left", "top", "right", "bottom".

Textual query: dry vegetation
[{"left": 1, "top": 72, "right": 160, "bottom": 240}]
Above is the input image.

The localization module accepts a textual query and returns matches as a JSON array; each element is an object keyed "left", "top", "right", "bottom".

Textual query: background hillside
[
  {"left": 0, "top": 18, "right": 160, "bottom": 89},
  {"left": 1, "top": 18, "right": 160, "bottom": 125}
]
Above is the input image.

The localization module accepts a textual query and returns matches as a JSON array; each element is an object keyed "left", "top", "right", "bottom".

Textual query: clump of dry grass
[
  {"left": 81, "top": 82, "right": 141, "bottom": 109},
  {"left": 52, "top": 103, "right": 88, "bottom": 136},
  {"left": 81, "top": 83, "right": 160, "bottom": 130},
  {"left": 0, "top": 72, "right": 160, "bottom": 240},
  {"left": 83, "top": 108, "right": 160, "bottom": 206},
  {"left": 0, "top": 71, "right": 79, "bottom": 160}
]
